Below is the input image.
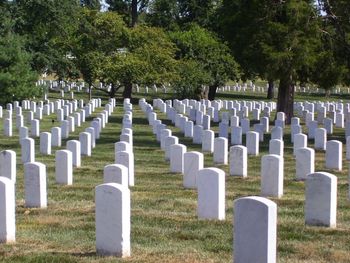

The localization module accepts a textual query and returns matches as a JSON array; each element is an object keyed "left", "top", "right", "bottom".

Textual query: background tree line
[{"left": 0, "top": 0, "right": 349, "bottom": 122}]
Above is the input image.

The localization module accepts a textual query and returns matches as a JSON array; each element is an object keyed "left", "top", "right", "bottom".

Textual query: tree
[
  {"left": 13, "top": 0, "right": 80, "bottom": 78},
  {"left": 317, "top": 0, "right": 350, "bottom": 85},
  {"left": 170, "top": 24, "right": 239, "bottom": 100},
  {"left": 80, "top": 0, "right": 101, "bottom": 10},
  {"left": 106, "top": 0, "right": 150, "bottom": 27},
  {"left": 0, "top": 3, "right": 39, "bottom": 105},
  {"left": 71, "top": 9, "right": 127, "bottom": 99},
  {"left": 219, "top": 0, "right": 321, "bottom": 123},
  {"left": 98, "top": 25, "right": 178, "bottom": 99},
  {"left": 172, "top": 59, "right": 210, "bottom": 99}
]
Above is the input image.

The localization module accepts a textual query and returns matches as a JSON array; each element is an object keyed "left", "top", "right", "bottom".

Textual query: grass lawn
[{"left": 0, "top": 89, "right": 350, "bottom": 262}]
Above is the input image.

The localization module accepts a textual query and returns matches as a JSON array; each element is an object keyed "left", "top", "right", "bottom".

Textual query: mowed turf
[{"left": 0, "top": 89, "right": 350, "bottom": 262}]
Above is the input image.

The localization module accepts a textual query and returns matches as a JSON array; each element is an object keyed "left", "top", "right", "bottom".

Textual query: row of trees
[
  {"left": 0, "top": 0, "right": 238, "bottom": 105},
  {"left": 0, "top": 0, "right": 349, "bottom": 122}
]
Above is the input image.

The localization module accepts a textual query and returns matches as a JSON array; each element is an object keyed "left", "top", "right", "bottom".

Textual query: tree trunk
[
  {"left": 122, "top": 82, "right": 132, "bottom": 99},
  {"left": 276, "top": 75, "right": 294, "bottom": 124},
  {"left": 325, "top": 89, "right": 330, "bottom": 98},
  {"left": 110, "top": 83, "right": 116, "bottom": 98},
  {"left": 208, "top": 85, "right": 217, "bottom": 101},
  {"left": 88, "top": 83, "right": 92, "bottom": 101},
  {"left": 131, "top": 0, "right": 138, "bottom": 27},
  {"left": 267, "top": 79, "right": 274, "bottom": 99}
]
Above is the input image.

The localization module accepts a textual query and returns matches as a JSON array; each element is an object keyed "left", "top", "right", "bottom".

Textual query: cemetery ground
[{"left": 1, "top": 90, "right": 350, "bottom": 262}]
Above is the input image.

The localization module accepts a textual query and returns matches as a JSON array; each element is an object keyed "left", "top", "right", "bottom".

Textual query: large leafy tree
[
  {"left": 71, "top": 9, "right": 127, "bottom": 99},
  {"left": 0, "top": 2, "right": 39, "bottom": 105},
  {"left": 13, "top": 0, "right": 80, "bottom": 80},
  {"left": 219, "top": 0, "right": 321, "bottom": 123},
  {"left": 170, "top": 24, "right": 239, "bottom": 100},
  {"left": 106, "top": 0, "right": 150, "bottom": 27},
  {"left": 146, "top": 0, "right": 219, "bottom": 29},
  {"left": 317, "top": 0, "right": 350, "bottom": 85},
  {"left": 98, "top": 25, "right": 178, "bottom": 98}
]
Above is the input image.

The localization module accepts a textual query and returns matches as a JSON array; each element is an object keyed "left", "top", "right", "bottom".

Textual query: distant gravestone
[
  {"left": 293, "top": 133, "right": 307, "bottom": 155},
  {"left": 305, "top": 172, "right": 337, "bottom": 228},
  {"left": 170, "top": 144, "right": 187, "bottom": 174},
  {"left": 67, "top": 140, "right": 81, "bottom": 168},
  {"left": 229, "top": 145, "right": 247, "bottom": 177},
  {"left": 21, "top": 137, "right": 35, "bottom": 164},
  {"left": 103, "top": 164, "right": 128, "bottom": 187},
  {"left": 51, "top": 127, "right": 62, "bottom": 147},
  {"left": 183, "top": 151, "right": 204, "bottom": 189},
  {"left": 115, "top": 151, "right": 134, "bottom": 187},
  {"left": 314, "top": 128, "right": 327, "bottom": 150},
  {"left": 39, "top": 132, "right": 51, "bottom": 155},
  {"left": 246, "top": 131, "right": 259, "bottom": 156},
  {"left": 0, "top": 150, "right": 16, "bottom": 182},
  {"left": 80, "top": 132, "right": 92, "bottom": 156},
  {"left": 213, "top": 137, "right": 228, "bottom": 164},
  {"left": 325, "top": 140, "right": 342, "bottom": 171},
  {"left": 202, "top": 130, "right": 214, "bottom": 153},
  {"left": 261, "top": 154, "right": 284, "bottom": 198},
  {"left": 55, "top": 150, "right": 73, "bottom": 185},
  {"left": 296, "top": 147, "right": 315, "bottom": 180},
  {"left": 234, "top": 196, "right": 277, "bottom": 263},
  {"left": 95, "top": 183, "right": 130, "bottom": 257}
]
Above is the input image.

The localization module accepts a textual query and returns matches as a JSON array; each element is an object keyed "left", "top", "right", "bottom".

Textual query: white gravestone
[
  {"left": 67, "top": 140, "right": 81, "bottom": 168},
  {"left": 0, "top": 150, "right": 16, "bottom": 182},
  {"left": 21, "top": 137, "right": 35, "bottom": 164},
  {"left": 325, "top": 140, "right": 342, "bottom": 171},
  {"left": 0, "top": 177, "right": 15, "bottom": 243},
  {"left": 202, "top": 129, "right": 214, "bottom": 153},
  {"left": 103, "top": 164, "right": 129, "bottom": 188},
  {"left": 24, "top": 162, "right": 47, "bottom": 208},
  {"left": 296, "top": 147, "right": 315, "bottom": 180},
  {"left": 261, "top": 154, "right": 284, "bottom": 198},
  {"left": 80, "top": 132, "right": 92, "bottom": 156},
  {"left": 115, "top": 151, "right": 134, "bottom": 187},
  {"left": 55, "top": 150, "right": 73, "bottom": 185},
  {"left": 183, "top": 151, "right": 203, "bottom": 189},
  {"left": 246, "top": 131, "right": 259, "bottom": 156},
  {"left": 39, "top": 132, "right": 51, "bottom": 155},
  {"left": 51, "top": 127, "right": 62, "bottom": 147},
  {"left": 234, "top": 196, "right": 277, "bottom": 263},
  {"left": 229, "top": 145, "right": 247, "bottom": 177},
  {"left": 305, "top": 172, "right": 337, "bottom": 228},
  {"left": 197, "top": 168, "right": 225, "bottom": 220},
  {"left": 213, "top": 137, "right": 228, "bottom": 164},
  {"left": 170, "top": 144, "right": 187, "bottom": 174},
  {"left": 95, "top": 183, "right": 130, "bottom": 257}
]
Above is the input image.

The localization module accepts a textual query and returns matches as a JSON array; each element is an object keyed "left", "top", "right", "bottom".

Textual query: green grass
[{"left": 0, "top": 89, "right": 350, "bottom": 262}]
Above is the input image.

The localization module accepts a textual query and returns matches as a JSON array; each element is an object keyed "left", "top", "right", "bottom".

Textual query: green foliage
[
  {"left": 318, "top": 0, "right": 350, "bottom": 85},
  {"left": 219, "top": 0, "right": 320, "bottom": 82},
  {"left": 170, "top": 24, "right": 239, "bottom": 99},
  {"left": 97, "top": 25, "right": 178, "bottom": 97},
  {"left": 146, "top": 0, "right": 180, "bottom": 30},
  {"left": 172, "top": 59, "right": 210, "bottom": 99},
  {"left": 0, "top": 32, "right": 39, "bottom": 105},
  {"left": 14, "top": 0, "right": 80, "bottom": 76},
  {"left": 72, "top": 9, "right": 127, "bottom": 86},
  {"left": 80, "top": 0, "right": 101, "bottom": 10}
]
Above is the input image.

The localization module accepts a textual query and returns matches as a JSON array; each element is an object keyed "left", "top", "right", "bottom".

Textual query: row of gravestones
[
  {"left": 150, "top": 98, "right": 348, "bottom": 176},
  {"left": 146, "top": 98, "right": 340, "bottom": 219},
  {"left": 217, "top": 83, "right": 347, "bottom": 95},
  {"left": 95, "top": 98, "right": 135, "bottom": 257},
  {"left": 140, "top": 97, "right": 338, "bottom": 262},
  {"left": 0, "top": 98, "right": 117, "bottom": 245}
]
